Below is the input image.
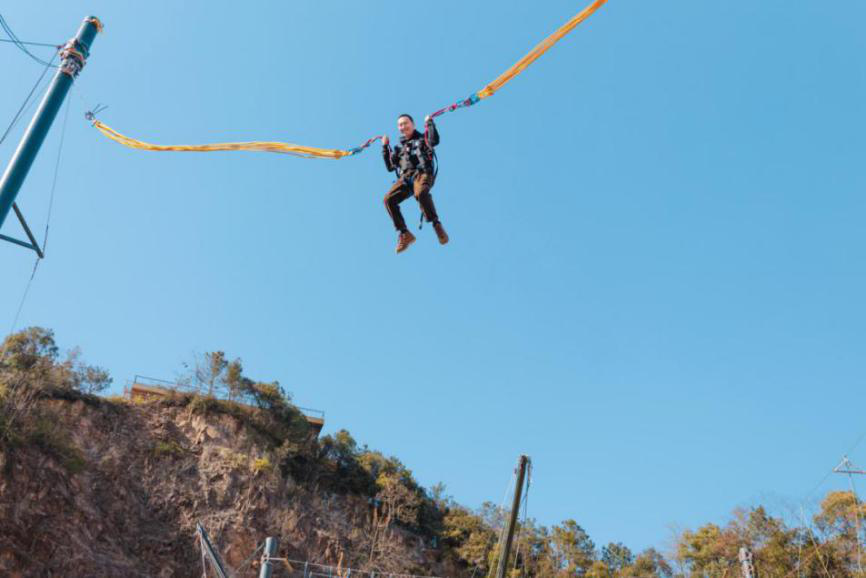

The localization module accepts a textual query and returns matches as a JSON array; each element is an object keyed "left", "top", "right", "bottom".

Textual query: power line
[
  {"left": 0, "top": 37, "right": 59, "bottom": 49},
  {"left": 796, "top": 428, "right": 866, "bottom": 518},
  {"left": 0, "top": 13, "right": 58, "bottom": 68},
  {"left": 41, "top": 88, "right": 71, "bottom": 255},
  {"left": 844, "top": 431, "right": 866, "bottom": 461},
  {"left": 0, "top": 52, "right": 57, "bottom": 146},
  {"left": 8, "top": 259, "right": 39, "bottom": 335}
]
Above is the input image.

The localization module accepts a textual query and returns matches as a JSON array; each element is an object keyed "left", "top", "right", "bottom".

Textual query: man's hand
[
  {"left": 382, "top": 135, "right": 389, "bottom": 146},
  {"left": 424, "top": 115, "right": 432, "bottom": 123}
]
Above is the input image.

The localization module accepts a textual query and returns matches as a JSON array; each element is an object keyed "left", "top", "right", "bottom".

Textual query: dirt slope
[{"left": 0, "top": 397, "right": 460, "bottom": 577}]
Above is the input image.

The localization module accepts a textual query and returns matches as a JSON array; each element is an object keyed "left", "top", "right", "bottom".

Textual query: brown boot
[
  {"left": 395, "top": 230, "right": 416, "bottom": 254},
  {"left": 433, "top": 222, "right": 449, "bottom": 245}
]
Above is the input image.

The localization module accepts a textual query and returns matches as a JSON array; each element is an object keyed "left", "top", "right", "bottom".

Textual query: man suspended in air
[{"left": 382, "top": 114, "right": 449, "bottom": 253}]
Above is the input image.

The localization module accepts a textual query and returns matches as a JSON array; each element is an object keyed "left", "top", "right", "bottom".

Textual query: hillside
[
  {"left": 1, "top": 328, "right": 863, "bottom": 577},
  {"left": 0, "top": 328, "right": 469, "bottom": 577},
  {"left": 0, "top": 394, "right": 461, "bottom": 577}
]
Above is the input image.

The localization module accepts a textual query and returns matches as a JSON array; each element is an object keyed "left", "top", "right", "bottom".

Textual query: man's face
[{"left": 398, "top": 116, "right": 415, "bottom": 138}]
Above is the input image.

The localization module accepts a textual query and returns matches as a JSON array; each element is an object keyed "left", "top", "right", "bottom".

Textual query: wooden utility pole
[{"left": 495, "top": 454, "right": 530, "bottom": 578}]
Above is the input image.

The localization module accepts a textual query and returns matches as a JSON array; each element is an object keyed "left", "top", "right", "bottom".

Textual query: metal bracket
[
  {"left": 0, "top": 202, "right": 44, "bottom": 258},
  {"left": 834, "top": 456, "right": 866, "bottom": 476},
  {"left": 84, "top": 103, "right": 108, "bottom": 123}
]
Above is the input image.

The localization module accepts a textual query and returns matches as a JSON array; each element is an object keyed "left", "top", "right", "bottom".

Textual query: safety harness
[{"left": 390, "top": 127, "right": 439, "bottom": 229}]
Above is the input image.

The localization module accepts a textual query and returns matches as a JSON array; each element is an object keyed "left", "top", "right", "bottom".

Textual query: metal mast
[{"left": 0, "top": 16, "right": 101, "bottom": 241}]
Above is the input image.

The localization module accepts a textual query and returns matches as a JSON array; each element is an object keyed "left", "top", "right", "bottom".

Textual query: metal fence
[
  {"left": 264, "top": 558, "right": 444, "bottom": 578},
  {"left": 128, "top": 374, "right": 325, "bottom": 421}
]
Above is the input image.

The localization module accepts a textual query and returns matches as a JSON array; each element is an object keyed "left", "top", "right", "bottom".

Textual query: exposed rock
[{"left": 0, "top": 399, "right": 460, "bottom": 577}]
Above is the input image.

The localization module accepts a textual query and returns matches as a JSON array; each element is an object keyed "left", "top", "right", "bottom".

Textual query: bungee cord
[{"left": 87, "top": 1, "right": 608, "bottom": 160}]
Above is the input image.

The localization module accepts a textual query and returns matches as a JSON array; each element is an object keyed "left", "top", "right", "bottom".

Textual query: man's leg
[
  {"left": 384, "top": 179, "right": 416, "bottom": 253},
  {"left": 412, "top": 173, "right": 439, "bottom": 224},
  {"left": 414, "top": 173, "right": 449, "bottom": 245},
  {"left": 384, "top": 179, "right": 413, "bottom": 232}
]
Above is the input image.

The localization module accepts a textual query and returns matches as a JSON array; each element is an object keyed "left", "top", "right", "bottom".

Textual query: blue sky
[{"left": 2, "top": 0, "right": 865, "bottom": 554}]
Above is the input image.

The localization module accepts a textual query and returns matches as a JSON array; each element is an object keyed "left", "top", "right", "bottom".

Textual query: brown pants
[{"left": 384, "top": 172, "right": 440, "bottom": 232}]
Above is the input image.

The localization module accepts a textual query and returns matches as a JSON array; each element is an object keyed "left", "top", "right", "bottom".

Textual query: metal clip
[{"left": 84, "top": 103, "right": 109, "bottom": 122}]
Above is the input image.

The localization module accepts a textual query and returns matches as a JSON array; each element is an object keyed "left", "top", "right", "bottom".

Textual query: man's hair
[{"left": 397, "top": 114, "right": 414, "bottom": 124}]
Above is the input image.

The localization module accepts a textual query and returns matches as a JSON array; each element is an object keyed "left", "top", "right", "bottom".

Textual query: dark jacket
[{"left": 383, "top": 120, "right": 439, "bottom": 176}]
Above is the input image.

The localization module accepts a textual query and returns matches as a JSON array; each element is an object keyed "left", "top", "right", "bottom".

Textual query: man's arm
[
  {"left": 425, "top": 116, "right": 440, "bottom": 147},
  {"left": 382, "top": 136, "right": 396, "bottom": 172}
]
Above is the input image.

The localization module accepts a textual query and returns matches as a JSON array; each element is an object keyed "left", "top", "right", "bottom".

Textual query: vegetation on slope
[{"left": 0, "top": 327, "right": 863, "bottom": 577}]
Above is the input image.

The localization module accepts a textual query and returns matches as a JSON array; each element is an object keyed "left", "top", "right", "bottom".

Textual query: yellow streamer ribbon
[
  {"left": 91, "top": 120, "right": 353, "bottom": 159},
  {"left": 90, "top": 0, "right": 608, "bottom": 159},
  {"left": 477, "top": 0, "right": 608, "bottom": 100}
]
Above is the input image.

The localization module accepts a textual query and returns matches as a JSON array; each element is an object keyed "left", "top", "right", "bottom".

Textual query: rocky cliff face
[{"left": 0, "top": 397, "right": 460, "bottom": 577}]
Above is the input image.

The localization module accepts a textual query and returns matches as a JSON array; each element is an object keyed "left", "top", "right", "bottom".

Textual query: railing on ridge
[{"left": 126, "top": 374, "right": 325, "bottom": 422}]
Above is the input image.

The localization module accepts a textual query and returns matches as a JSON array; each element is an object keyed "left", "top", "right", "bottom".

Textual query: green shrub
[
  {"left": 252, "top": 456, "right": 273, "bottom": 474},
  {"left": 28, "top": 416, "right": 86, "bottom": 473},
  {"left": 226, "top": 449, "right": 248, "bottom": 469},
  {"left": 153, "top": 440, "right": 186, "bottom": 458}
]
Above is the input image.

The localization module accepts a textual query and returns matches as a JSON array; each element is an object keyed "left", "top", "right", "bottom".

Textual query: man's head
[{"left": 397, "top": 114, "right": 415, "bottom": 139}]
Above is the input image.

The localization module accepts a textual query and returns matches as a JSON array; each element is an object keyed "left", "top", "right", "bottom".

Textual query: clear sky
[{"left": 2, "top": 0, "right": 865, "bottom": 555}]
